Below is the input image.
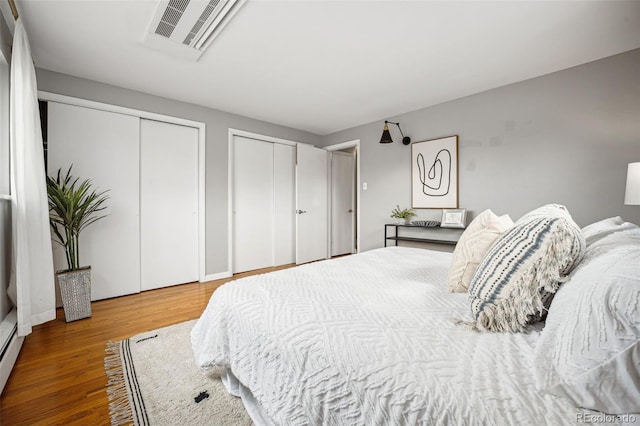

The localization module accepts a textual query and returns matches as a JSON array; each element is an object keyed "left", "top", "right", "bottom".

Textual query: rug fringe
[{"left": 105, "top": 340, "right": 135, "bottom": 426}]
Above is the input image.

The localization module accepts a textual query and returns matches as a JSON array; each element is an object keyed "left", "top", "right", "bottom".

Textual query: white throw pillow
[
  {"left": 466, "top": 204, "right": 585, "bottom": 332},
  {"left": 447, "top": 209, "right": 513, "bottom": 293},
  {"left": 533, "top": 224, "right": 640, "bottom": 414},
  {"left": 581, "top": 216, "right": 638, "bottom": 247}
]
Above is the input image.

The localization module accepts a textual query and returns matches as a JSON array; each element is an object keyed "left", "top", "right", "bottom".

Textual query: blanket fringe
[{"left": 105, "top": 341, "right": 134, "bottom": 426}]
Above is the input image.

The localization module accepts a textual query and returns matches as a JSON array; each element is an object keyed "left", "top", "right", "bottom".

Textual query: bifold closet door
[
  {"left": 140, "top": 119, "right": 199, "bottom": 291},
  {"left": 233, "top": 136, "right": 274, "bottom": 273},
  {"left": 232, "top": 136, "right": 296, "bottom": 273},
  {"left": 273, "top": 143, "right": 296, "bottom": 265},
  {"left": 47, "top": 102, "right": 141, "bottom": 301}
]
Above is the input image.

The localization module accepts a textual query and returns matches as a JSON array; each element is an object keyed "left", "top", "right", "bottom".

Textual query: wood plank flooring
[{"left": 0, "top": 264, "right": 294, "bottom": 425}]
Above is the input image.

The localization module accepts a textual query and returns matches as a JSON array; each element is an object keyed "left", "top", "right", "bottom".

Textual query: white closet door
[
  {"left": 140, "top": 119, "right": 199, "bottom": 291},
  {"left": 233, "top": 136, "right": 274, "bottom": 273},
  {"left": 48, "top": 102, "right": 140, "bottom": 301},
  {"left": 273, "top": 143, "right": 295, "bottom": 265},
  {"left": 296, "top": 143, "right": 329, "bottom": 264}
]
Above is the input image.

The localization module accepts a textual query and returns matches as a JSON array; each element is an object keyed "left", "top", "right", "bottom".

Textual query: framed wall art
[
  {"left": 441, "top": 208, "right": 467, "bottom": 228},
  {"left": 411, "top": 135, "right": 458, "bottom": 209}
]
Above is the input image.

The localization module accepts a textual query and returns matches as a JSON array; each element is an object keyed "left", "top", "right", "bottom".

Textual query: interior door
[
  {"left": 140, "top": 119, "right": 199, "bottom": 291},
  {"left": 331, "top": 151, "right": 355, "bottom": 256},
  {"left": 233, "top": 136, "right": 274, "bottom": 273},
  {"left": 47, "top": 102, "right": 140, "bottom": 301},
  {"left": 296, "top": 143, "right": 329, "bottom": 264}
]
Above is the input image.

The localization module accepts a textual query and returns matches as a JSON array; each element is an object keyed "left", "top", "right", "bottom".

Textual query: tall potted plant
[{"left": 47, "top": 166, "right": 109, "bottom": 322}]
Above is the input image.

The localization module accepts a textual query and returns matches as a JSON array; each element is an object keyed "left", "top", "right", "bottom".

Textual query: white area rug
[{"left": 104, "top": 320, "right": 252, "bottom": 426}]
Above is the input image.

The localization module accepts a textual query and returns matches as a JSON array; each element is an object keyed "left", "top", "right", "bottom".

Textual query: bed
[{"left": 191, "top": 240, "right": 637, "bottom": 425}]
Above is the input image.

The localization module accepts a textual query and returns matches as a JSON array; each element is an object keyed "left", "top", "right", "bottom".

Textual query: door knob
[{"left": 296, "top": 209, "right": 307, "bottom": 214}]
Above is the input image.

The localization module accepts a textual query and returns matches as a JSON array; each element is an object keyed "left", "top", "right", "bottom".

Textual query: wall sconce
[
  {"left": 625, "top": 162, "right": 640, "bottom": 205},
  {"left": 380, "top": 121, "right": 411, "bottom": 145}
]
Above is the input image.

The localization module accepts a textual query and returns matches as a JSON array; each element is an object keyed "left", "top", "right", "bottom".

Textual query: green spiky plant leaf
[
  {"left": 46, "top": 166, "right": 110, "bottom": 271},
  {"left": 390, "top": 205, "right": 416, "bottom": 219}
]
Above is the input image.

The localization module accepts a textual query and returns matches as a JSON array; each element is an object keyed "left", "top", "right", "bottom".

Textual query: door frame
[
  {"left": 325, "top": 139, "right": 361, "bottom": 254},
  {"left": 227, "top": 129, "right": 302, "bottom": 274},
  {"left": 37, "top": 91, "right": 207, "bottom": 282}
]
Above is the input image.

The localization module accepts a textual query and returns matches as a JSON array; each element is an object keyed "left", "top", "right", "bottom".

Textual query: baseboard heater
[{"left": 0, "top": 308, "right": 24, "bottom": 394}]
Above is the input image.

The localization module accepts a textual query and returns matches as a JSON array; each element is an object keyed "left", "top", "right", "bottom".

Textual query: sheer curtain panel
[{"left": 7, "top": 19, "right": 55, "bottom": 336}]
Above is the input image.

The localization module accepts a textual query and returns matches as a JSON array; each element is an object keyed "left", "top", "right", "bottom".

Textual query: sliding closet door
[
  {"left": 233, "top": 136, "right": 274, "bottom": 273},
  {"left": 48, "top": 102, "right": 140, "bottom": 300},
  {"left": 140, "top": 119, "right": 199, "bottom": 290}
]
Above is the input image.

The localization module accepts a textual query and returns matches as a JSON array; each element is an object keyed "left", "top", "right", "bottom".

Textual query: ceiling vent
[{"left": 144, "top": 0, "right": 246, "bottom": 61}]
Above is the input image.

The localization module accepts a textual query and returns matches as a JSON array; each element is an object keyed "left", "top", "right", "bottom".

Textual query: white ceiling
[{"left": 13, "top": 0, "right": 640, "bottom": 135}]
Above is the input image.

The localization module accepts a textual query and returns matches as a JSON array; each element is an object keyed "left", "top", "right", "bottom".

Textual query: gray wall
[
  {"left": 321, "top": 49, "right": 640, "bottom": 253},
  {"left": 35, "top": 69, "right": 322, "bottom": 276}
]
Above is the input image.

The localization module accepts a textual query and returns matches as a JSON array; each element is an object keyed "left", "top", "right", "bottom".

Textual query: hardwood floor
[{"left": 0, "top": 264, "right": 294, "bottom": 425}]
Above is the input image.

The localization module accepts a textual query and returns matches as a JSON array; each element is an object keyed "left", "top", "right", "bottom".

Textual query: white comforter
[{"left": 191, "top": 247, "right": 595, "bottom": 425}]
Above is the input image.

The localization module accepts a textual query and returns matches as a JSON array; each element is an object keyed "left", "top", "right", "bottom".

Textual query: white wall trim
[
  {"left": 203, "top": 271, "right": 232, "bottom": 282},
  {"left": 197, "top": 125, "right": 206, "bottom": 283},
  {"left": 229, "top": 128, "right": 300, "bottom": 147},
  {"left": 38, "top": 91, "right": 208, "bottom": 283},
  {"left": 228, "top": 128, "right": 304, "bottom": 274},
  {"left": 325, "top": 139, "right": 361, "bottom": 253},
  {"left": 38, "top": 91, "right": 204, "bottom": 129},
  {"left": 0, "top": 309, "right": 23, "bottom": 395}
]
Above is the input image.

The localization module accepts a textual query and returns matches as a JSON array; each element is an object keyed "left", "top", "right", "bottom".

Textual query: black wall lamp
[{"left": 380, "top": 121, "right": 411, "bottom": 145}]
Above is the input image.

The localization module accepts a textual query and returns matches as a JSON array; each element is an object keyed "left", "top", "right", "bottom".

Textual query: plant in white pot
[
  {"left": 390, "top": 205, "right": 416, "bottom": 225},
  {"left": 47, "top": 166, "right": 109, "bottom": 322}
]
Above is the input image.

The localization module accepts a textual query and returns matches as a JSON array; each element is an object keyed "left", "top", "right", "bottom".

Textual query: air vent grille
[
  {"left": 155, "top": 0, "right": 191, "bottom": 38},
  {"left": 183, "top": 0, "right": 222, "bottom": 45},
  {"left": 144, "top": 0, "right": 246, "bottom": 61}
]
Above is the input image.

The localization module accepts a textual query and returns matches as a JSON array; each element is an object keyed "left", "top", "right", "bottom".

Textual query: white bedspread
[{"left": 191, "top": 247, "right": 604, "bottom": 425}]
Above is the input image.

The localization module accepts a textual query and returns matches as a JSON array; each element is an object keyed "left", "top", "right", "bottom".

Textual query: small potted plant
[
  {"left": 47, "top": 166, "right": 109, "bottom": 322},
  {"left": 390, "top": 205, "right": 416, "bottom": 225}
]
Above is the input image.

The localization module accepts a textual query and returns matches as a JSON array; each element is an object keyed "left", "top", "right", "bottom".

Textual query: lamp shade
[
  {"left": 625, "top": 162, "right": 640, "bottom": 205},
  {"left": 380, "top": 124, "right": 393, "bottom": 144}
]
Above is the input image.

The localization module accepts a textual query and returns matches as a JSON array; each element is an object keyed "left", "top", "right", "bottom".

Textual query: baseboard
[
  {"left": 201, "top": 271, "right": 232, "bottom": 282},
  {"left": 0, "top": 308, "right": 23, "bottom": 395}
]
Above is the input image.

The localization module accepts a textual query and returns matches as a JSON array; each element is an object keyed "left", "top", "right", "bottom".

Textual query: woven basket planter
[{"left": 57, "top": 267, "right": 92, "bottom": 322}]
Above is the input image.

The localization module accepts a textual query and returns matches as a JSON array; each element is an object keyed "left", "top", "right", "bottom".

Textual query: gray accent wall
[
  {"left": 321, "top": 49, "right": 640, "bottom": 252},
  {"left": 35, "top": 69, "right": 322, "bottom": 276}
]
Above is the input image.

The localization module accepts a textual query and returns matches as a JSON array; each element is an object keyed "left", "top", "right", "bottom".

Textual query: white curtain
[{"left": 7, "top": 18, "right": 55, "bottom": 336}]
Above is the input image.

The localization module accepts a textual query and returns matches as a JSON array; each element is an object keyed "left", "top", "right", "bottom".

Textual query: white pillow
[
  {"left": 581, "top": 216, "right": 638, "bottom": 247},
  {"left": 466, "top": 204, "right": 585, "bottom": 332},
  {"left": 533, "top": 224, "right": 640, "bottom": 414},
  {"left": 447, "top": 209, "right": 513, "bottom": 293}
]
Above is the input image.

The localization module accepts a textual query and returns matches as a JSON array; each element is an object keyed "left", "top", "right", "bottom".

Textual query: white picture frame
[
  {"left": 411, "top": 135, "right": 458, "bottom": 209},
  {"left": 441, "top": 208, "right": 467, "bottom": 228}
]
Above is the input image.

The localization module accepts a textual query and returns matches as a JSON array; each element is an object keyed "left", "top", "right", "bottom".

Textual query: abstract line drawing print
[
  {"left": 416, "top": 149, "right": 451, "bottom": 197},
  {"left": 411, "top": 135, "right": 458, "bottom": 208}
]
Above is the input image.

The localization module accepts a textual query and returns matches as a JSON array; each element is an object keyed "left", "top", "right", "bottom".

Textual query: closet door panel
[
  {"left": 140, "top": 119, "right": 199, "bottom": 291},
  {"left": 48, "top": 102, "right": 140, "bottom": 300},
  {"left": 233, "top": 136, "right": 274, "bottom": 273},
  {"left": 273, "top": 143, "right": 295, "bottom": 265},
  {"left": 296, "top": 144, "right": 329, "bottom": 264}
]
